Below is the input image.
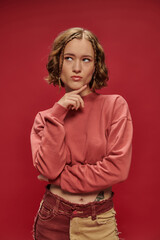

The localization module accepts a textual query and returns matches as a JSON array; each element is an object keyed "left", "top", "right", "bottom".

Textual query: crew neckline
[{"left": 81, "top": 91, "right": 98, "bottom": 101}]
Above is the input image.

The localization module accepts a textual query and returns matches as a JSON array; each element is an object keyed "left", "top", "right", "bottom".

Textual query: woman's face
[{"left": 60, "top": 37, "right": 95, "bottom": 95}]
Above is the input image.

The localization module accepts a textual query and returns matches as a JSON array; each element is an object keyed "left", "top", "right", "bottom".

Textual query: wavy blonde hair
[{"left": 45, "top": 27, "right": 109, "bottom": 90}]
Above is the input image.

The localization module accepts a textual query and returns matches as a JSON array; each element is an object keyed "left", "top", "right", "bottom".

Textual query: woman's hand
[
  {"left": 58, "top": 85, "right": 87, "bottom": 110},
  {"left": 37, "top": 174, "right": 48, "bottom": 181}
]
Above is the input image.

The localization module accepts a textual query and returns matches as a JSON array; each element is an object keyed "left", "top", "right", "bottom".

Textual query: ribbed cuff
[
  {"left": 49, "top": 176, "right": 61, "bottom": 186},
  {"left": 50, "top": 102, "right": 68, "bottom": 123}
]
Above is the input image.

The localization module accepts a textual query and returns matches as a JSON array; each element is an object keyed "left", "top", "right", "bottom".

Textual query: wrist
[{"left": 57, "top": 100, "right": 68, "bottom": 109}]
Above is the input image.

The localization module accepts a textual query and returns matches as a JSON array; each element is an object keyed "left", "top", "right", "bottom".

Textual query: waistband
[{"left": 42, "top": 184, "right": 114, "bottom": 220}]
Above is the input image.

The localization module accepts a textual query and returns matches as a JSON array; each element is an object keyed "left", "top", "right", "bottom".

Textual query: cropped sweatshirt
[{"left": 30, "top": 92, "right": 133, "bottom": 194}]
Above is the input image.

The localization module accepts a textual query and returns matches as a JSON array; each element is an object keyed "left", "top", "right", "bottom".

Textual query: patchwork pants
[{"left": 33, "top": 185, "right": 119, "bottom": 240}]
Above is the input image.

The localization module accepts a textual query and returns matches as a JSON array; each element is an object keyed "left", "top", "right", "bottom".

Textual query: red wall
[{"left": 0, "top": 0, "right": 160, "bottom": 239}]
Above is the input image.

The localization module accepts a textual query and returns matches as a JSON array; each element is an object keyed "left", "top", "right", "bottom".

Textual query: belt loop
[
  {"left": 91, "top": 205, "right": 96, "bottom": 220},
  {"left": 54, "top": 198, "right": 60, "bottom": 214}
]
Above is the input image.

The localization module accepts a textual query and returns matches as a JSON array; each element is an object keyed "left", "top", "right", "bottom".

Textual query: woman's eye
[
  {"left": 83, "top": 58, "right": 90, "bottom": 62},
  {"left": 65, "top": 56, "right": 72, "bottom": 61}
]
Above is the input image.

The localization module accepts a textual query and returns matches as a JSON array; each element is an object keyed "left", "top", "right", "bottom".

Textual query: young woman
[{"left": 30, "top": 27, "right": 133, "bottom": 240}]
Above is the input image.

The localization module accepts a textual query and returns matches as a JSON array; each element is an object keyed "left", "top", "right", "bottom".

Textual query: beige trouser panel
[{"left": 70, "top": 208, "right": 119, "bottom": 240}]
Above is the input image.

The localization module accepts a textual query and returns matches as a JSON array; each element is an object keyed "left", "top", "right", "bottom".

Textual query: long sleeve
[
  {"left": 50, "top": 96, "right": 133, "bottom": 193},
  {"left": 30, "top": 102, "right": 70, "bottom": 180}
]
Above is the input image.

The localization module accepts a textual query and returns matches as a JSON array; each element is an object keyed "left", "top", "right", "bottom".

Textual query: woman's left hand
[{"left": 37, "top": 174, "right": 48, "bottom": 181}]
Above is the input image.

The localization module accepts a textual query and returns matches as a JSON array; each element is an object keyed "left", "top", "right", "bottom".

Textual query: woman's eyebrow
[{"left": 64, "top": 53, "right": 93, "bottom": 59}]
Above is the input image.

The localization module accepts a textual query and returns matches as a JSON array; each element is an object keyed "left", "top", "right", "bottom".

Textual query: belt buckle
[
  {"left": 73, "top": 210, "right": 78, "bottom": 214},
  {"left": 72, "top": 209, "right": 83, "bottom": 215}
]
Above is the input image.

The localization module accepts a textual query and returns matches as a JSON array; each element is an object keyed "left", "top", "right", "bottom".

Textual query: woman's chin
[{"left": 65, "top": 83, "right": 85, "bottom": 92}]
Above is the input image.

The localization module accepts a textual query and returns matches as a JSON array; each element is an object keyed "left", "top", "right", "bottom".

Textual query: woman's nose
[{"left": 72, "top": 60, "right": 81, "bottom": 73}]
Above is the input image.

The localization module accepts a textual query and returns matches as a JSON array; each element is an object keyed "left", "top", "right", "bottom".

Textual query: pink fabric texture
[{"left": 30, "top": 92, "right": 133, "bottom": 193}]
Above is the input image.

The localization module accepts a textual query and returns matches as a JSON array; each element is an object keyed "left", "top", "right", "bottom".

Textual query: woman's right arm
[
  {"left": 30, "top": 102, "right": 69, "bottom": 180},
  {"left": 30, "top": 85, "right": 87, "bottom": 180}
]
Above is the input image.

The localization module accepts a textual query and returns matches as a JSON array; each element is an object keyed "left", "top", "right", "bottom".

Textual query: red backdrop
[{"left": 0, "top": 0, "right": 160, "bottom": 239}]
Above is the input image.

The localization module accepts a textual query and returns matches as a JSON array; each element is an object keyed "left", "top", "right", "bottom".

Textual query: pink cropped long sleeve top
[{"left": 30, "top": 92, "right": 133, "bottom": 193}]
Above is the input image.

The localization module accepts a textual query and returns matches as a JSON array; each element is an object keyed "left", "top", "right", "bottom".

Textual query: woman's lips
[{"left": 71, "top": 76, "right": 82, "bottom": 81}]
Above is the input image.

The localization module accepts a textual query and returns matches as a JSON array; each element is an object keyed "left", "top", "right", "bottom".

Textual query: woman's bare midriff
[{"left": 50, "top": 184, "right": 112, "bottom": 204}]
